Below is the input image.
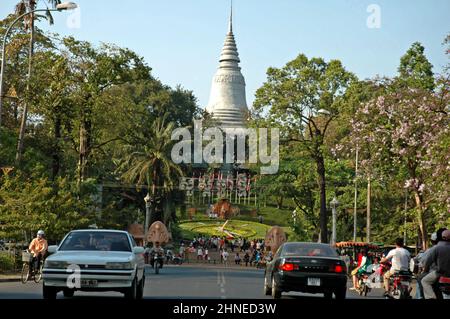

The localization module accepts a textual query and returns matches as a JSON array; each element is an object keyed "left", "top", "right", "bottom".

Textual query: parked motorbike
[{"left": 438, "top": 275, "right": 450, "bottom": 300}]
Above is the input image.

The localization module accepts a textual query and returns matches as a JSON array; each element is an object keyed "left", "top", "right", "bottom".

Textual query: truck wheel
[
  {"left": 124, "top": 278, "right": 137, "bottom": 299},
  {"left": 63, "top": 289, "right": 75, "bottom": 298},
  {"left": 43, "top": 284, "right": 57, "bottom": 299},
  {"left": 136, "top": 276, "right": 145, "bottom": 300}
]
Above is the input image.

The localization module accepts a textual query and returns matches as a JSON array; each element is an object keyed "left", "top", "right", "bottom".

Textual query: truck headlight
[
  {"left": 105, "top": 262, "right": 133, "bottom": 270},
  {"left": 44, "top": 260, "right": 69, "bottom": 269}
]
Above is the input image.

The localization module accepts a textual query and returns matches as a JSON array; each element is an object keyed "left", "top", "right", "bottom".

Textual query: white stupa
[{"left": 206, "top": 6, "right": 249, "bottom": 128}]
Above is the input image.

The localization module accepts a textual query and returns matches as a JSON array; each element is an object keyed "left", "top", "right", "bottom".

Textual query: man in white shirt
[{"left": 381, "top": 238, "right": 411, "bottom": 297}]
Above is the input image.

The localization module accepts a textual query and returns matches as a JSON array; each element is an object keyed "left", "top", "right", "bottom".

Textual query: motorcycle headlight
[
  {"left": 105, "top": 262, "right": 133, "bottom": 270},
  {"left": 44, "top": 260, "right": 69, "bottom": 269}
]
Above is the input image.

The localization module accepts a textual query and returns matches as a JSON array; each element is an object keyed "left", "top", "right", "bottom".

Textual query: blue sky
[{"left": 1, "top": 0, "right": 449, "bottom": 109}]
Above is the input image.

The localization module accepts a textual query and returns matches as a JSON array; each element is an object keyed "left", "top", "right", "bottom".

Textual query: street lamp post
[
  {"left": 0, "top": 2, "right": 78, "bottom": 128},
  {"left": 144, "top": 193, "right": 152, "bottom": 243},
  {"left": 330, "top": 197, "right": 339, "bottom": 246}
]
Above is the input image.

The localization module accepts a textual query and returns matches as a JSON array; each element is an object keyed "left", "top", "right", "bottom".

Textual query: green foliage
[
  {"left": 0, "top": 171, "right": 95, "bottom": 241},
  {"left": 398, "top": 42, "right": 435, "bottom": 91},
  {"left": 0, "top": 252, "right": 15, "bottom": 272}
]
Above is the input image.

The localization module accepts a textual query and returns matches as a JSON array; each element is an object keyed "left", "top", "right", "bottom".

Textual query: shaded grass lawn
[{"left": 178, "top": 219, "right": 293, "bottom": 240}]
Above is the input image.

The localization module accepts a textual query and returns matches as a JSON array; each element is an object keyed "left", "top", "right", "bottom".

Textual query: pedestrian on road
[
  {"left": 197, "top": 247, "right": 203, "bottom": 261},
  {"left": 222, "top": 249, "right": 229, "bottom": 267},
  {"left": 244, "top": 251, "right": 250, "bottom": 267},
  {"left": 204, "top": 248, "right": 209, "bottom": 263},
  {"left": 235, "top": 252, "right": 241, "bottom": 265}
]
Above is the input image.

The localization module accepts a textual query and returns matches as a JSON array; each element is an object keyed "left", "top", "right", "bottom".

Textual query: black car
[{"left": 264, "top": 242, "right": 347, "bottom": 299}]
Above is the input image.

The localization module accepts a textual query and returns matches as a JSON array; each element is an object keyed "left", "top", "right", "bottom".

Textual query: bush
[{"left": 0, "top": 253, "right": 16, "bottom": 272}]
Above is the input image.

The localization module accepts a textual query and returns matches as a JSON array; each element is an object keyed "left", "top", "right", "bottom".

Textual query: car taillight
[
  {"left": 279, "top": 263, "right": 295, "bottom": 271},
  {"left": 333, "top": 265, "right": 344, "bottom": 273}
]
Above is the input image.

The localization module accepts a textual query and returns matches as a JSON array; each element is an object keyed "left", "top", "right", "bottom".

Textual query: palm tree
[
  {"left": 118, "top": 114, "right": 183, "bottom": 226},
  {"left": 14, "top": 0, "right": 61, "bottom": 163}
]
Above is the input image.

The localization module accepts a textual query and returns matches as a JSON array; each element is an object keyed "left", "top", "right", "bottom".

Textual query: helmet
[
  {"left": 37, "top": 230, "right": 45, "bottom": 236},
  {"left": 431, "top": 233, "right": 438, "bottom": 241},
  {"left": 442, "top": 230, "right": 450, "bottom": 241}
]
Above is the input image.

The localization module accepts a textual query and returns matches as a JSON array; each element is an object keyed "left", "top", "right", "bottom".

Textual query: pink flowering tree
[{"left": 347, "top": 84, "right": 449, "bottom": 250}]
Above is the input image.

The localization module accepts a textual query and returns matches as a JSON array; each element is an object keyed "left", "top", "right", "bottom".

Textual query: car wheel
[
  {"left": 63, "top": 289, "right": 75, "bottom": 298},
  {"left": 136, "top": 276, "right": 145, "bottom": 300},
  {"left": 324, "top": 292, "right": 333, "bottom": 299},
  {"left": 264, "top": 275, "right": 272, "bottom": 296},
  {"left": 124, "top": 277, "right": 137, "bottom": 299},
  {"left": 271, "top": 276, "right": 282, "bottom": 299},
  {"left": 334, "top": 287, "right": 347, "bottom": 300},
  {"left": 43, "top": 284, "right": 57, "bottom": 300}
]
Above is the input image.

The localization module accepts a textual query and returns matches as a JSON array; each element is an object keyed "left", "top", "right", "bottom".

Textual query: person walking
[{"left": 222, "top": 249, "right": 229, "bottom": 267}]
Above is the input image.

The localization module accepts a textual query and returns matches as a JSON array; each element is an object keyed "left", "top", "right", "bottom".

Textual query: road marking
[{"left": 217, "top": 271, "right": 226, "bottom": 299}]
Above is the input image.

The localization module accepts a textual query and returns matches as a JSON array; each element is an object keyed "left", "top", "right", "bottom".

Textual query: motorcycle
[
  {"left": 438, "top": 275, "right": 450, "bottom": 300},
  {"left": 357, "top": 272, "right": 372, "bottom": 297},
  {"left": 380, "top": 261, "right": 412, "bottom": 299},
  {"left": 389, "top": 271, "right": 413, "bottom": 299},
  {"left": 150, "top": 251, "right": 164, "bottom": 274}
]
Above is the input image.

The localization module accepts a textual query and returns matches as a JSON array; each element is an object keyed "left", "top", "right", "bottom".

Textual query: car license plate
[
  {"left": 307, "top": 278, "right": 321, "bottom": 286},
  {"left": 81, "top": 280, "right": 98, "bottom": 287},
  {"left": 401, "top": 281, "right": 410, "bottom": 286}
]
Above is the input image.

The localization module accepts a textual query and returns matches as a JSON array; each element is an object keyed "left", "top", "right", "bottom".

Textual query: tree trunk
[
  {"left": 413, "top": 190, "right": 427, "bottom": 250},
  {"left": 277, "top": 196, "right": 284, "bottom": 209},
  {"left": 51, "top": 116, "right": 61, "bottom": 180},
  {"left": 77, "top": 115, "right": 92, "bottom": 186},
  {"left": 316, "top": 155, "right": 328, "bottom": 243},
  {"left": 150, "top": 165, "right": 158, "bottom": 224},
  {"left": 366, "top": 177, "right": 371, "bottom": 243},
  {"left": 16, "top": 17, "right": 34, "bottom": 164}
]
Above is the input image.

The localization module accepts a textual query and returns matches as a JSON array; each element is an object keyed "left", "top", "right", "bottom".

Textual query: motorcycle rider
[
  {"left": 28, "top": 230, "right": 48, "bottom": 278},
  {"left": 149, "top": 241, "right": 164, "bottom": 268},
  {"left": 415, "top": 229, "right": 445, "bottom": 299},
  {"left": 380, "top": 238, "right": 411, "bottom": 298},
  {"left": 421, "top": 229, "right": 450, "bottom": 299}
]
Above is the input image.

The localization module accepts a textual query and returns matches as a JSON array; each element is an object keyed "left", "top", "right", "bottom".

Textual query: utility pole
[
  {"left": 353, "top": 147, "right": 359, "bottom": 242},
  {"left": 366, "top": 176, "right": 371, "bottom": 243}
]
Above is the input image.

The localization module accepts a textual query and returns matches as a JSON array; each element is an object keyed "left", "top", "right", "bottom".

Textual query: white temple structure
[{"left": 206, "top": 7, "right": 249, "bottom": 128}]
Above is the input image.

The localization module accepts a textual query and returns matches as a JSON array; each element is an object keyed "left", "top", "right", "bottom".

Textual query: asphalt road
[{"left": 0, "top": 265, "right": 386, "bottom": 299}]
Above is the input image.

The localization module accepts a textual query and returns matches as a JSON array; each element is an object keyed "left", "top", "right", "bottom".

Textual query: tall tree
[
  {"left": 254, "top": 54, "right": 355, "bottom": 243},
  {"left": 15, "top": 0, "right": 61, "bottom": 164},
  {"left": 397, "top": 42, "right": 434, "bottom": 91},
  {"left": 117, "top": 114, "right": 183, "bottom": 225},
  {"left": 348, "top": 84, "right": 448, "bottom": 249}
]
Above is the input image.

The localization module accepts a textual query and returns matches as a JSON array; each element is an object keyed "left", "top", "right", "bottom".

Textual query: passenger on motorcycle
[
  {"left": 28, "top": 230, "right": 48, "bottom": 278},
  {"left": 421, "top": 229, "right": 450, "bottom": 299},
  {"left": 350, "top": 250, "right": 370, "bottom": 290},
  {"left": 380, "top": 238, "right": 411, "bottom": 298},
  {"left": 415, "top": 229, "right": 444, "bottom": 299}
]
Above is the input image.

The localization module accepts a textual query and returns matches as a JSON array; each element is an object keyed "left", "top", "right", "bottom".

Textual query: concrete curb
[{"left": 0, "top": 277, "right": 21, "bottom": 283}]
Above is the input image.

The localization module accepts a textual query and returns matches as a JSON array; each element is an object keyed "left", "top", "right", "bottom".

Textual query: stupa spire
[
  {"left": 206, "top": 2, "right": 249, "bottom": 128},
  {"left": 228, "top": 0, "right": 233, "bottom": 34}
]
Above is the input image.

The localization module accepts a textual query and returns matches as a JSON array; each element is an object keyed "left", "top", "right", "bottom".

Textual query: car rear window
[
  {"left": 281, "top": 243, "right": 338, "bottom": 257},
  {"left": 59, "top": 232, "right": 131, "bottom": 252}
]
